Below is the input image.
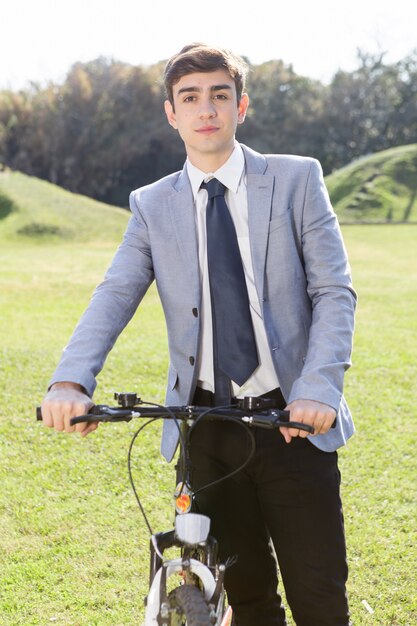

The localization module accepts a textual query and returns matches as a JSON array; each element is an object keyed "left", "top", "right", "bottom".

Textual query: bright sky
[{"left": 1, "top": 0, "right": 416, "bottom": 89}]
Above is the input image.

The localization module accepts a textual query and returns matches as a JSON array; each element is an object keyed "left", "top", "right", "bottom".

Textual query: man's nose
[{"left": 199, "top": 98, "right": 217, "bottom": 118}]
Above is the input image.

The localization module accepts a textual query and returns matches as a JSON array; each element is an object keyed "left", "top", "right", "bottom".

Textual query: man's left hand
[{"left": 280, "top": 399, "right": 336, "bottom": 443}]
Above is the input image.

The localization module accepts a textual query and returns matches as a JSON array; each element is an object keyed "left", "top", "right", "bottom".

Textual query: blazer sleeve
[
  {"left": 287, "top": 159, "right": 357, "bottom": 410},
  {"left": 48, "top": 191, "right": 154, "bottom": 397}
]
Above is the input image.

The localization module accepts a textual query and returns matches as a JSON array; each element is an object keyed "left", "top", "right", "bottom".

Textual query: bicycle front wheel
[{"left": 169, "top": 584, "right": 212, "bottom": 625}]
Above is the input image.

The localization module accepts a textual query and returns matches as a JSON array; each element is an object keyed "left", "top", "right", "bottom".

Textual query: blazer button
[
  {"left": 189, "top": 356, "right": 195, "bottom": 365},
  {"left": 192, "top": 307, "right": 198, "bottom": 317}
]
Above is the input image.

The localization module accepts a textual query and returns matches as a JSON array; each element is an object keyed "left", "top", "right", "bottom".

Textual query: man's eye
[
  {"left": 214, "top": 94, "right": 227, "bottom": 100},
  {"left": 184, "top": 96, "right": 196, "bottom": 102}
]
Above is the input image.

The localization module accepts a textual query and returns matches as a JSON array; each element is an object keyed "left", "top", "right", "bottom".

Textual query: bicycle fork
[{"left": 144, "top": 514, "right": 227, "bottom": 625}]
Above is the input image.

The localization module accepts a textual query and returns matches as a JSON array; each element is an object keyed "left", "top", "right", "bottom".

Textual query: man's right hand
[{"left": 41, "top": 382, "right": 98, "bottom": 436}]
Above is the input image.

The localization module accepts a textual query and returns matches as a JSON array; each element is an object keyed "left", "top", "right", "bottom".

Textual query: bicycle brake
[{"left": 237, "top": 396, "right": 279, "bottom": 410}]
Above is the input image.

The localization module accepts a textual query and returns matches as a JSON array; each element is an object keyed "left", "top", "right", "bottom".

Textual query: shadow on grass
[
  {"left": 16, "top": 221, "right": 72, "bottom": 237},
  {"left": 0, "top": 191, "right": 17, "bottom": 219}
]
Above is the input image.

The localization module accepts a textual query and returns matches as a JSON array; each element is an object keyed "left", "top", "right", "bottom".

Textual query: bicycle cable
[
  {"left": 127, "top": 400, "right": 189, "bottom": 535},
  {"left": 127, "top": 417, "right": 159, "bottom": 535},
  {"left": 127, "top": 402, "right": 261, "bottom": 535},
  {"left": 186, "top": 408, "right": 257, "bottom": 499}
]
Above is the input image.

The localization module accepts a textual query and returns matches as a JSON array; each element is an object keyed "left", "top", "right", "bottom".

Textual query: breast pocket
[{"left": 268, "top": 209, "right": 291, "bottom": 234}]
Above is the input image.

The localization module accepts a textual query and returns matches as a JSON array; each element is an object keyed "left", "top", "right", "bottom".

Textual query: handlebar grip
[
  {"left": 36, "top": 405, "right": 99, "bottom": 422},
  {"left": 279, "top": 409, "right": 337, "bottom": 430},
  {"left": 279, "top": 408, "right": 337, "bottom": 430},
  {"left": 70, "top": 412, "right": 99, "bottom": 425}
]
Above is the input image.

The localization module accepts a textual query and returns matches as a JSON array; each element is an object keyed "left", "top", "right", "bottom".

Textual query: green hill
[
  {"left": 0, "top": 170, "right": 129, "bottom": 243},
  {"left": 325, "top": 144, "right": 417, "bottom": 223}
]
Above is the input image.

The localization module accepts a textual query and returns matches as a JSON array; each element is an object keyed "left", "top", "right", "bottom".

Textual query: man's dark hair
[{"left": 163, "top": 43, "right": 249, "bottom": 106}]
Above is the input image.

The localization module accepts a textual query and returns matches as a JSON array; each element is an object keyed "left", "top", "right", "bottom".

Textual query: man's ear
[
  {"left": 237, "top": 93, "right": 249, "bottom": 124},
  {"left": 164, "top": 100, "right": 178, "bottom": 129}
]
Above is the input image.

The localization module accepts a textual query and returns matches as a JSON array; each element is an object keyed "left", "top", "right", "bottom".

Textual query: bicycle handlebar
[{"left": 36, "top": 397, "right": 315, "bottom": 434}]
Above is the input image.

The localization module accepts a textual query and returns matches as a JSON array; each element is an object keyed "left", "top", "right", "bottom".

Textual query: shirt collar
[{"left": 186, "top": 142, "right": 245, "bottom": 201}]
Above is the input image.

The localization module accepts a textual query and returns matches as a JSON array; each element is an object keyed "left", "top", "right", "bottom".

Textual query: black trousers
[{"left": 187, "top": 389, "right": 350, "bottom": 626}]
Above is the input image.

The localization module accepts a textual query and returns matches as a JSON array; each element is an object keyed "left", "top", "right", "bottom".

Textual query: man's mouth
[{"left": 196, "top": 126, "right": 219, "bottom": 134}]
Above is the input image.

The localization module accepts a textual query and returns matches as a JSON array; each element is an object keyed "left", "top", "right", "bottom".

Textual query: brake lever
[
  {"left": 36, "top": 404, "right": 136, "bottom": 424},
  {"left": 70, "top": 406, "right": 137, "bottom": 425},
  {"left": 242, "top": 412, "right": 314, "bottom": 433}
]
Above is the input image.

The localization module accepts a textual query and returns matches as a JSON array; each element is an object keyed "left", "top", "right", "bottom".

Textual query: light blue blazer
[{"left": 50, "top": 144, "right": 357, "bottom": 461}]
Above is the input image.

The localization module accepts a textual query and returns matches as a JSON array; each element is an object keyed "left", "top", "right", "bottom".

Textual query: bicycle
[{"left": 37, "top": 392, "right": 314, "bottom": 625}]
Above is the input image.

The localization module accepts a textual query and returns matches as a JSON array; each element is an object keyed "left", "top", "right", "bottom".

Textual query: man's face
[{"left": 164, "top": 69, "right": 249, "bottom": 171}]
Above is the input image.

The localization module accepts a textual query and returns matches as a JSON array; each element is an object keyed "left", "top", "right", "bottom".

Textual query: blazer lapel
[
  {"left": 243, "top": 145, "right": 274, "bottom": 304},
  {"left": 168, "top": 166, "right": 201, "bottom": 298},
  {"left": 167, "top": 147, "right": 274, "bottom": 306}
]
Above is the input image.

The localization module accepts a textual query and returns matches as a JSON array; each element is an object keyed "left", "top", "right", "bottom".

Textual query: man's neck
[{"left": 186, "top": 145, "right": 236, "bottom": 174}]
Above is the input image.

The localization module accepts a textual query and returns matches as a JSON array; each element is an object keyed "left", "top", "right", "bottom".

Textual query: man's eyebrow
[
  {"left": 211, "top": 84, "right": 232, "bottom": 92},
  {"left": 176, "top": 84, "right": 233, "bottom": 95}
]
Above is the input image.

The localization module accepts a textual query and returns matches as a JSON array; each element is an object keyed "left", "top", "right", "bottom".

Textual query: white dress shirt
[{"left": 186, "top": 143, "right": 280, "bottom": 398}]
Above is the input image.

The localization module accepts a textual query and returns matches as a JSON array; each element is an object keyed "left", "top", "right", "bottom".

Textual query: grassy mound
[
  {"left": 2, "top": 143, "right": 417, "bottom": 236},
  {"left": 0, "top": 169, "right": 129, "bottom": 243},
  {"left": 325, "top": 144, "right": 417, "bottom": 223}
]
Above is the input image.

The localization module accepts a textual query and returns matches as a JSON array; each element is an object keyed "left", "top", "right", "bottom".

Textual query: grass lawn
[{"left": 0, "top": 225, "right": 416, "bottom": 625}]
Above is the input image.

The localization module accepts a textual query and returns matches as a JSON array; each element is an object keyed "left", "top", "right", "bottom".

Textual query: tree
[
  {"left": 1, "top": 50, "right": 416, "bottom": 203},
  {"left": 321, "top": 50, "right": 417, "bottom": 172},
  {"left": 239, "top": 60, "right": 326, "bottom": 162}
]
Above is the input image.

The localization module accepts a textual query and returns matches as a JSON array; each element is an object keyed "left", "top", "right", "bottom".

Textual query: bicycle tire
[{"left": 169, "top": 584, "right": 212, "bottom": 625}]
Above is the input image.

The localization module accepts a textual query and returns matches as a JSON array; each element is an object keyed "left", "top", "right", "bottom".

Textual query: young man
[{"left": 41, "top": 43, "right": 356, "bottom": 625}]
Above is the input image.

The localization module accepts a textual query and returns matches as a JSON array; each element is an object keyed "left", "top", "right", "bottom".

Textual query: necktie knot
[{"left": 201, "top": 178, "right": 226, "bottom": 199}]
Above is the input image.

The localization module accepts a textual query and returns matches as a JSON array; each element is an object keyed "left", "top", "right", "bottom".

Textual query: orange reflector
[{"left": 175, "top": 493, "right": 191, "bottom": 513}]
